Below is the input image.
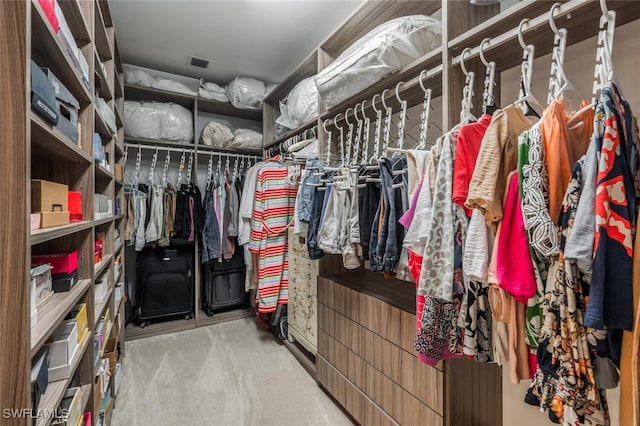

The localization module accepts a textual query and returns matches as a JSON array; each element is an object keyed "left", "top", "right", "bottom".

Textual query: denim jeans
[
  {"left": 359, "top": 169, "right": 381, "bottom": 260},
  {"left": 306, "top": 186, "right": 326, "bottom": 259},
  {"left": 370, "top": 157, "right": 407, "bottom": 272},
  {"left": 201, "top": 189, "right": 222, "bottom": 263},
  {"left": 299, "top": 158, "right": 322, "bottom": 224}
]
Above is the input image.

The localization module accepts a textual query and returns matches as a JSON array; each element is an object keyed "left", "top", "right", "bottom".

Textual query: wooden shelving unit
[{"left": 0, "top": 0, "right": 127, "bottom": 423}]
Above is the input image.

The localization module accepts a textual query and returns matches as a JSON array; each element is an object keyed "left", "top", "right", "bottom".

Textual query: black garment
[
  {"left": 358, "top": 168, "right": 381, "bottom": 261},
  {"left": 306, "top": 187, "right": 326, "bottom": 260},
  {"left": 174, "top": 183, "right": 205, "bottom": 241}
]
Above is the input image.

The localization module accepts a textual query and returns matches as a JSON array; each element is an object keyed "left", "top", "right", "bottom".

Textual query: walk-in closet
[{"left": 1, "top": 1, "right": 639, "bottom": 425}]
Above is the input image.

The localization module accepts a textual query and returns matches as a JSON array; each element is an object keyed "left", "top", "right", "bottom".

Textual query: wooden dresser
[{"left": 317, "top": 271, "right": 502, "bottom": 426}]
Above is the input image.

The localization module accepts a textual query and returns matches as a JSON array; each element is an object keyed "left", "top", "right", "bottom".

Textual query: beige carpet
[{"left": 111, "top": 318, "right": 353, "bottom": 426}]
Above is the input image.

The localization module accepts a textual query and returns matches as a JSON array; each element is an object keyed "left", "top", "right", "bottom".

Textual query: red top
[{"left": 453, "top": 114, "right": 492, "bottom": 217}]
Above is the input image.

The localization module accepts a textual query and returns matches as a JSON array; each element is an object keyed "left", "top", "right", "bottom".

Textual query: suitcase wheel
[
  {"left": 140, "top": 320, "right": 150, "bottom": 328},
  {"left": 185, "top": 313, "right": 193, "bottom": 321}
]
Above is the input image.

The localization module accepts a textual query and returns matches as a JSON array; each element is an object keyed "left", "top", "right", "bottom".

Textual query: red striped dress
[{"left": 249, "top": 160, "right": 298, "bottom": 313}]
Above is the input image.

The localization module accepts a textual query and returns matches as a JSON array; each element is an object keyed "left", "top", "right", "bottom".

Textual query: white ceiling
[{"left": 110, "top": 0, "right": 365, "bottom": 85}]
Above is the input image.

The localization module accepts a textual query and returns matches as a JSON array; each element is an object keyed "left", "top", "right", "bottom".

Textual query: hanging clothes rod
[
  {"left": 450, "top": 0, "right": 599, "bottom": 66},
  {"left": 125, "top": 143, "right": 260, "bottom": 160}
]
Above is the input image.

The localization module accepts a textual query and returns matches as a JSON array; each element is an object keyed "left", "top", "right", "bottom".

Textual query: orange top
[{"left": 539, "top": 99, "right": 594, "bottom": 223}]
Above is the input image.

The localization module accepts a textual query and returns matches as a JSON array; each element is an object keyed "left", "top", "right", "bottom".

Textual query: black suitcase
[
  {"left": 136, "top": 248, "right": 194, "bottom": 327},
  {"left": 202, "top": 249, "right": 246, "bottom": 316}
]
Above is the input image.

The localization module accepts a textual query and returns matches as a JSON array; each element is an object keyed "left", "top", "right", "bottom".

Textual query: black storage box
[
  {"left": 52, "top": 269, "right": 78, "bottom": 292},
  {"left": 30, "top": 60, "right": 59, "bottom": 125}
]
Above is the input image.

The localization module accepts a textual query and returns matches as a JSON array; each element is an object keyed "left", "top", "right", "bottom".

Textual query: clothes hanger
[
  {"left": 455, "top": 48, "right": 477, "bottom": 131},
  {"left": 205, "top": 151, "right": 214, "bottom": 191},
  {"left": 395, "top": 81, "right": 408, "bottom": 152},
  {"left": 515, "top": 18, "right": 542, "bottom": 118},
  {"left": 360, "top": 99, "right": 371, "bottom": 166},
  {"left": 380, "top": 89, "right": 393, "bottom": 161},
  {"left": 186, "top": 150, "right": 194, "bottom": 185},
  {"left": 592, "top": 0, "right": 617, "bottom": 102},
  {"left": 369, "top": 93, "right": 383, "bottom": 166},
  {"left": 334, "top": 112, "right": 346, "bottom": 168},
  {"left": 344, "top": 107, "right": 355, "bottom": 166},
  {"left": 177, "top": 148, "right": 186, "bottom": 187},
  {"left": 479, "top": 38, "right": 499, "bottom": 116},
  {"left": 547, "top": 3, "right": 582, "bottom": 107},
  {"left": 147, "top": 145, "right": 159, "bottom": 185},
  {"left": 352, "top": 102, "right": 364, "bottom": 167},
  {"left": 418, "top": 70, "right": 433, "bottom": 150},
  {"left": 134, "top": 144, "right": 142, "bottom": 187},
  {"left": 161, "top": 147, "right": 171, "bottom": 188}
]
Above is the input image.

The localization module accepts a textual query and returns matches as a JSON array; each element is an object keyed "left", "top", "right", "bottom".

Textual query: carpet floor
[{"left": 111, "top": 317, "right": 353, "bottom": 426}]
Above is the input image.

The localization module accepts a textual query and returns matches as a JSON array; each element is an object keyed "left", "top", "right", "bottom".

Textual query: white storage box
[
  {"left": 31, "top": 264, "right": 53, "bottom": 311},
  {"left": 48, "top": 320, "right": 79, "bottom": 368},
  {"left": 114, "top": 285, "right": 124, "bottom": 308},
  {"left": 95, "top": 274, "right": 110, "bottom": 304},
  {"left": 113, "top": 362, "right": 122, "bottom": 396}
]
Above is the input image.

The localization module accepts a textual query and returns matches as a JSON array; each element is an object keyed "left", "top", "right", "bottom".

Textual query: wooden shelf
[
  {"left": 114, "top": 265, "right": 124, "bottom": 290},
  {"left": 264, "top": 117, "right": 318, "bottom": 149},
  {"left": 31, "top": 113, "right": 92, "bottom": 164},
  {"left": 449, "top": 0, "right": 640, "bottom": 73},
  {"left": 94, "top": 284, "right": 114, "bottom": 324},
  {"left": 114, "top": 41, "right": 123, "bottom": 73},
  {"left": 98, "top": 0, "right": 113, "bottom": 28},
  {"left": 35, "top": 337, "right": 91, "bottom": 426},
  {"left": 31, "top": 221, "right": 93, "bottom": 246},
  {"left": 114, "top": 178, "right": 124, "bottom": 187},
  {"left": 114, "top": 241, "right": 124, "bottom": 255},
  {"left": 94, "top": 215, "right": 122, "bottom": 227},
  {"left": 114, "top": 102, "right": 123, "bottom": 129},
  {"left": 125, "top": 137, "right": 195, "bottom": 150},
  {"left": 197, "top": 97, "right": 262, "bottom": 121},
  {"left": 95, "top": 108, "right": 115, "bottom": 141},
  {"left": 124, "top": 84, "right": 262, "bottom": 121},
  {"left": 94, "top": 254, "right": 113, "bottom": 278},
  {"left": 124, "top": 84, "right": 195, "bottom": 108},
  {"left": 94, "top": 1, "right": 113, "bottom": 61},
  {"left": 56, "top": 0, "right": 91, "bottom": 47},
  {"left": 79, "top": 383, "right": 92, "bottom": 414},
  {"left": 31, "top": 0, "right": 91, "bottom": 105},
  {"left": 114, "top": 140, "right": 124, "bottom": 159},
  {"left": 30, "top": 278, "right": 92, "bottom": 357},
  {"left": 94, "top": 54, "right": 114, "bottom": 101},
  {"left": 114, "top": 76, "right": 123, "bottom": 99},
  {"left": 95, "top": 163, "right": 114, "bottom": 180}
]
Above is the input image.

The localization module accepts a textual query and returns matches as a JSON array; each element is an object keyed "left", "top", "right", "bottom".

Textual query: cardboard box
[
  {"left": 32, "top": 179, "right": 68, "bottom": 213},
  {"left": 40, "top": 211, "right": 70, "bottom": 228},
  {"left": 31, "top": 264, "right": 53, "bottom": 310},
  {"left": 114, "top": 163, "right": 123, "bottom": 181}
]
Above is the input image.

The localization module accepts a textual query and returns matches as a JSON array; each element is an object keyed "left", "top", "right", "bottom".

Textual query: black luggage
[
  {"left": 202, "top": 248, "right": 246, "bottom": 316},
  {"left": 136, "top": 248, "right": 194, "bottom": 327}
]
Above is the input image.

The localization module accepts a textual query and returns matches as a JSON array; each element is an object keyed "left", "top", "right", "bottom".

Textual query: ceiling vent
[{"left": 188, "top": 56, "right": 210, "bottom": 69}]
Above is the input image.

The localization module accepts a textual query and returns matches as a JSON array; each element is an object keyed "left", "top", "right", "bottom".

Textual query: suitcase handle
[{"left": 50, "top": 203, "right": 63, "bottom": 212}]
